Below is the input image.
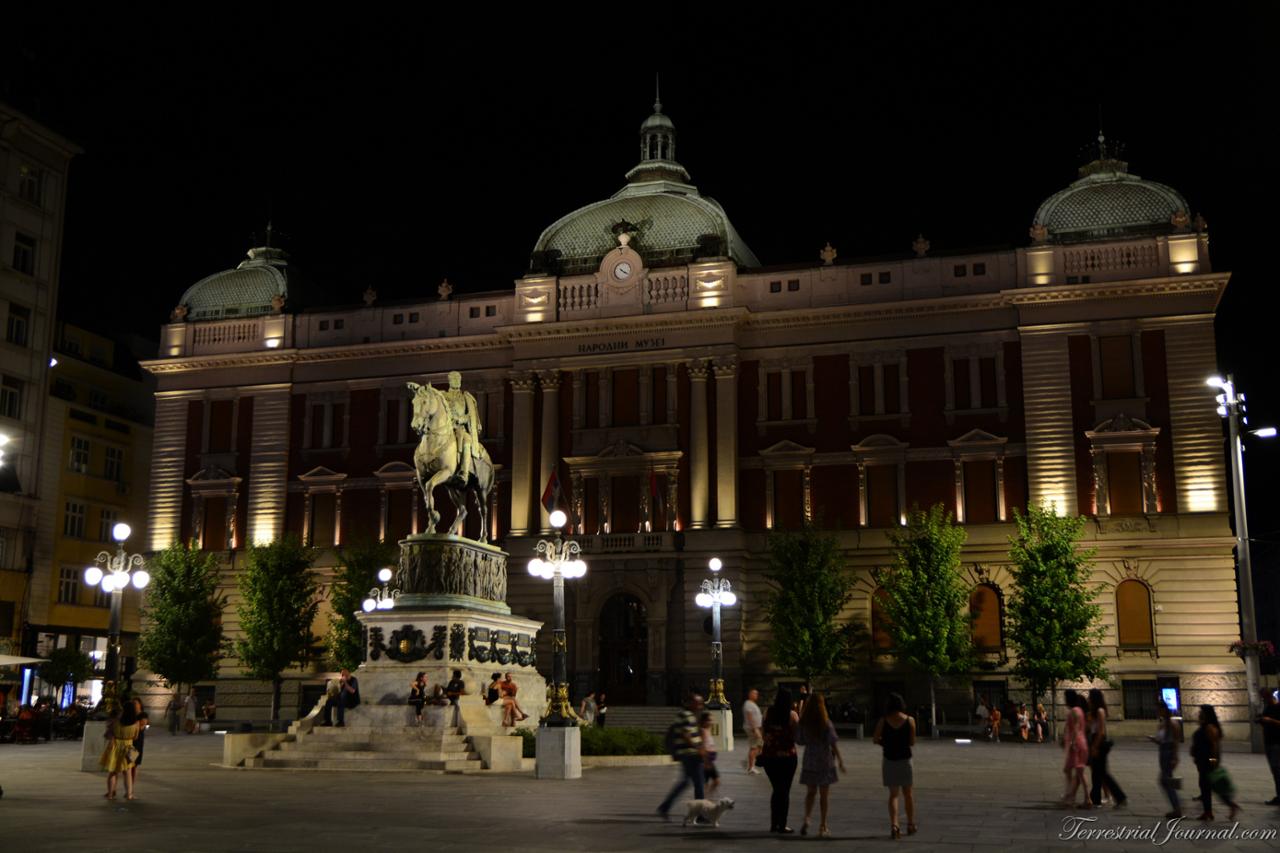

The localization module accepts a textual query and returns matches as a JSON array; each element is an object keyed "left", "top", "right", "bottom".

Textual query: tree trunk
[
  {"left": 929, "top": 676, "right": 938, "bottom": 738},
  {"left": 271, "top": 676, "right": 283, "bottom": 722},
  {"left": 1050, "top": 681, "right": 1058, "bottom": 742}
]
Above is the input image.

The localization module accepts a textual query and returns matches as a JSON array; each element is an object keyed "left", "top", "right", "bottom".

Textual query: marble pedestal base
[
  {"left": 81, "top": 720, "right": 108, "bottom": 772},
  {"left": 536, "top": 725, "right": 581, "bottom": 779},
  {"left": 708, "top": 708, "right": 734, "bottom": 753}
]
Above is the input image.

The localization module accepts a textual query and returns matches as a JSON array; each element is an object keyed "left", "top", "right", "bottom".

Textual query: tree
[
  {"left": 137, "top": 543, "right": 226, "bottom": 703},
  {"left": 38, "top": 647, "right": 95, "bottom": 703},
  {"left": 235, "top": 536, "right": 319, "bottom": 721},
  {"left": 882, "top": 503, "right": 973, "bottom": 733},
  {"left": 1005, "top": 503, "right": 1109, "bottom": 738},
  {"left": 326, "top": 538, "right": 396, "bottom": 671},
  {"left": 759, "top": 525, "right": 862, "bottom": 688}
]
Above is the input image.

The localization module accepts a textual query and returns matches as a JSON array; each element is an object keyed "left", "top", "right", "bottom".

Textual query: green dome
[
  {"left": 179, "top": 246, "right": 289, "bottom": 320},
  {"left": 1034, "top": 153, "right": 1190, "bottom": 244}
]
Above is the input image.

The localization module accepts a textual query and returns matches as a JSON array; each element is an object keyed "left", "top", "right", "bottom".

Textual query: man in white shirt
[{"left": 741, "top": 688, "right": 763, "bottom": 774}]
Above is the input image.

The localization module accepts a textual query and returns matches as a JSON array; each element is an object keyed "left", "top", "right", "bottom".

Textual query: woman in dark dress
[
  {"left": 874, "top": 692, "right": 917, "bottom": 839},
  {"left": 409, "top": 672, "right": 428, "bottom": 725},
  {"left": 485, "top": 673, "right": 502, "bottom": 706},
  {"left": 1191, "top": 704, "right": 1240, "bottom": 821},
  {"left": 1087, "top": 688, "right": 1126, "bottom": 807},
  {"left": 760, "top": 687, "right": 799, "bottom": 834}
]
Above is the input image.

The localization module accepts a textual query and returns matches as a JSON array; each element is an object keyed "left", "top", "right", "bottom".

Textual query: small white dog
[{"left": 682, "top": 797, "right": 735, "bottom": 827}]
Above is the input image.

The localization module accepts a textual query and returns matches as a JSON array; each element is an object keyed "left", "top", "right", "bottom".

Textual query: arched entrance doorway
[{"left": 598, "top": 593, "right": 648, "bottom": 704}]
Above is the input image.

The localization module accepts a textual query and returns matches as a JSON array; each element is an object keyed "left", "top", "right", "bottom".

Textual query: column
[
  {"left": 334, "top": 488, "right": 344, "bottom": 546},
  {"left": 639, "top": 366, "right": 652, "bottom": 426},
  {"left": 953, "top": 460, "right": 965, "bottom": 523},
  {"left": 598, "top": 369, "right": 611, "bottom": 428},
  {"left": 805, "top": 362, "right": 816, "bottom": 421},
  {"left": 539, "top": 370, "right": 560, "bottom": 532},
  {"left": 1091, "top": 448, "right": 1109, "bottom": 516},
  {"left": 781, "top": 368, "right": 793, "bottom": 420},
  {"left": 572, "top": 371, "right": 584, "bottom": 430},
  {"left": 600, "top": 476, "right": 612, "bottom": 535},
  {"left": 379, "top": 488, "right": 389, "bottom": 541},
  {"left": 713, "top": 357, "right": 738, "bottom": 528},
  {"left": 224, "top": 495, "right": 237, "bottom": 550},
  {"left": 570, "top": 472, "right": 585, "bottom": 534},
  {"left": 639, "top": 471, "right": 651, "bottom": 532},
  {"left": 192, "top": 494, "right": 206, "bottom": 548},
  {"left": 802, "top": 465, "right": 813, "bottom": 524},
  {"left": 509, "top": 371, "right": 537, "bottom": 536},
  {"left": 848, "top": 355, "right": 860, "bottom": 419},
  {"left": 856, "top": 463, "right": 868, "bottom": 527},
  {"left": 665, "top": 470, "right": 679, "bottom": 531},
  {"left": 688, "top": 360, "right": 711, "bottom": 529},
  {"left": 301, "top": 492, "right": 312, "bottom": 546},
  {"left": 995, "top": 456, "right": 1007, "bottom": 521},
  {"left": 665, "top": 363, "right": 678, "bottom": 424},
  {"left": 765, "top": 469, "right": 775, "bottom": 529},
  {"left": 246, "top": 386, "right": 291, "bottom": 545}
]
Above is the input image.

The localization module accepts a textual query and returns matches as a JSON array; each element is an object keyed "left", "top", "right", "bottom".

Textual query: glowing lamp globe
[
  {"left": 131, "top": 570, "right": 150, "bottom": 590},
  {"left": 362, "top": 598, "right": 377, "bottom": 613},
  {"left": 378, "top": 597, "right": 394, "bottom": 610},
  {"left": 100, "top": 574, "right": 117, "bottom": 593},
  {"left": 695, "top": 592, "right": 712, "bottom": 608},
  {"left": 112, "top": 522, "right": 132, "bottom": 543},
  {"left": 378, "top": 568, "right": 393, "bottom": 583},
  {"left": 548, "top": 509, "right": 567, "bottom": 529},
  {"left": 84, "top": 566, "right": 104, "bottom": 586},
  {"left": 528, "top": 558, "right": 543, "bottom": 576},
  {"left": 708, "top": 557, "right": 722, "bottom": 572},
  {"left": 721, "top": 591, "right": 737, "bottom": 607}
]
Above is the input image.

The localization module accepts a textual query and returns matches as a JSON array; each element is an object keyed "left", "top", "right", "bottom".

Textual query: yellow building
[{"left": 22, "top": 323, "right": 153, "bottom": 701}]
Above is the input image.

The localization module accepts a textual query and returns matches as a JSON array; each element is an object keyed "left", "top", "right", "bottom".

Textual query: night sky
[{"left": 8, "top": 8, "right": 1279, "bottom": 634}]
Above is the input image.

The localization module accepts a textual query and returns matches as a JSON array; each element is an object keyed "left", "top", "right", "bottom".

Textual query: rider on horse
[{"left": 443, "top": 370, "right": 482, "bottom": 484}]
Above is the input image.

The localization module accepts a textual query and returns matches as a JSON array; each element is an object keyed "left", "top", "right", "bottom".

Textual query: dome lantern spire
[{"left": 628, "top": 79, "right": 690, "bottom": 185}]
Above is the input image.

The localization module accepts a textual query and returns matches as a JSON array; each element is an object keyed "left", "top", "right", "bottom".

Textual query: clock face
[{"left": 613, "top": 261, "right": 632, "bottom": 281}]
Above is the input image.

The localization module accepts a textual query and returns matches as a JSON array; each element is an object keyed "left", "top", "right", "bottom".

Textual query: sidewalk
[{"left": 1, "top": 735, "right": 1278, "bottom": 852}]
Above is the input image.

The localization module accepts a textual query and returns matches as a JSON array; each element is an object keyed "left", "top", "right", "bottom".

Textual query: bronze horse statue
[{"left": 407, "top": 382, "right": 496, "bottom": 542}]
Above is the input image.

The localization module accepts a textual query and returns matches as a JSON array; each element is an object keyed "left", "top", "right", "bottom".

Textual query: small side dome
[
  {"left": 177, "top": 243, "right": 289, "bottom": 321},
  {"left": 1032, "top": 135, "right": 1191, "bottom": 244}
]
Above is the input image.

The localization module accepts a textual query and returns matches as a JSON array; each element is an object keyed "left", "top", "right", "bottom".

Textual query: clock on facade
[{"left": 612, "top": 261, "right": 633, "bottom": 281}]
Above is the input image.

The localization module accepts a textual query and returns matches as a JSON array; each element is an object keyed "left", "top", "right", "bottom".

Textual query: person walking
[
  {"left": 742, "top": 688, "right": 764, "bottom": 775},
  {"left": 1033, "top": 703, "right": 1048, "bottom": 744},
  {"left": 1061, "top": 689, "right": 1090, "bottom": 808},
  {"left": 657, "top": 694, "right": 706, "bottom": 821},
  {"left": 1191, "top": 704, "right": 1240, "bottom": 821},
  {"left": 974, "top": 695, "right": 990, "bottom": 739},
  {"left": 166, "top": 692, "right": 181, "bottom": 736},
  {"left": 760, "top": 687, "right": 799, "bottom": 833},
  {"left": 183, "top": 687, "right": 198, "bottom": 734},
  {"left": 596, "top": 691, "right": 608, "bottom": 728},
  {"left": 579, "top": 691, "right": 598, "bottom": 726},
  {"left": 874, "top": 692, "right": 916, "bottom": 839},
  {"left": 129, "top": 698, "right": 148, "bottom": 796},
  {"left": 1087, "top": 688, "right": 1126, "bottom": 808},
  {"left": 699, "top": 711, "right": 721, "bottom": 796},
  {"left": 1149, "top": 701, "right": 1182, "bottom": 818},
  {"left": 1257, "top": 688, "right": 1280, "bottom": 805},
  {"left": 99, "top": 703, "right": 140, "bottom": 800},
  {"left": 797, "top": 693, "right": 845, "bottom": 838},
  {"left": 409, "top": 672, "right": 428, "bottom": 725},
  {"left": 1017, "top": 703, "right": 1030, "bottom": 742}
]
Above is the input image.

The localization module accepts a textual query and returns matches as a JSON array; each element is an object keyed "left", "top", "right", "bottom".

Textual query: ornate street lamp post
[
  {"left": 83, "top": 523, "right": 149, "bottom": 687},
  {"left": 361, "top": 567, "right": 400, "bottom": 612},
  {"left": 696, "top": 556, "right": 736, "bottom": 709},
  {"left": 528, "top": 509, "right": 586, "bottom": 727},
  {"left": 1208, "top": 375, "right": 1276, "bottom": 753}
]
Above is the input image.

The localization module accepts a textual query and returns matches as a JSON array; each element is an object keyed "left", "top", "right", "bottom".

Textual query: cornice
[
  {"left": 142, "top": 352, "right": 298, "bottom": 375},
  {"left": 743, "top": 293, "right": 1009, "bottom": 332},
  {"left": 1001, "top": 275, "right": 1227, "bottom": 307},
  {"left": 497, "top": 308, "right": 749, "bottom": 342}
]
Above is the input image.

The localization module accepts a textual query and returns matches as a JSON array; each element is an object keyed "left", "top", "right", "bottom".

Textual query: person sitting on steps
[
  {"left": 321, "top": 668, "right": 360, "bottom": 727},
  {"left": 500, "top": 672, "right": 527, "bottom": 726}
]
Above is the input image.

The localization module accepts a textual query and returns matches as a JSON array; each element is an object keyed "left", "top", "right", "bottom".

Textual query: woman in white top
[{"left": 579, "top": 692, "right": 597, "bottom": 726}]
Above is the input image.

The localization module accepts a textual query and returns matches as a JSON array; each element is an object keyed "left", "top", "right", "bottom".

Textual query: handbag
[
  {"left": 1209, "top": 765, "right": 1235, "bottom": 798},
  {"left": 126, "top": 745, "right": 140, "bottom": 764}
]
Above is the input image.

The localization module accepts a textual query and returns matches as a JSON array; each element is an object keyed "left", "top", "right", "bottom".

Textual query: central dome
[
  {"left": 531, "top": 98, "right": 759, "bottom": 275},
  {"left": 178, "top": 244, "right": 289, "bottom": 321}
]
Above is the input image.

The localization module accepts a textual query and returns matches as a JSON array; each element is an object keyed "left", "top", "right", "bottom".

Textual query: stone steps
[
  {"left": 273, "top": 747, "right": 478, "bottom": 762},
  {"left": 278, "top": 739, "right": 471, "bottom": 754},
  {"left": 247, "top": 755, "right": 483, "bottom": 772}
]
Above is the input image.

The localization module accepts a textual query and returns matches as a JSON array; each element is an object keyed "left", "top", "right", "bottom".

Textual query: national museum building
[{"left": 141, "top": 99, "right": 1242, "bottom": 734}]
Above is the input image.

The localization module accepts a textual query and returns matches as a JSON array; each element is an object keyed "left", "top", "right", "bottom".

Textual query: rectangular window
[
  {"left": 791, "top": 370, "right": 807, "bottom": 418},
  {"left": 979, "top": 357, "right": 998, "bottom": 408},
  {"left": 866, "top": 465, "right": 899, "bottom": 528},
  {"left": 408, "top": 312, "right": 419, "bottom": 323},
  {"left": 857, "top": 365, "right": 876, "bottom": 414},
  {"left": 392, "top": 313, "right": 404, "bottom": 325},
  {"left": 0, "top": 601, "right": 13, "bottom": 636},
  {"left": 1106, "top": 452, "right": 1144, "bottom": 516},
  {"left": 69, "top": 436, "right": 90, "bottom": 471},
  {"left": 89, "top": 389, "right": 108, "bottom": 410},
  {"left": 973, "top": 262, "right": 986, "bottom": 276},
  {"left": 208, "top": 400, "right": 234, "bottom": 453},
  {"left": 0, "top": 526, "right": 15, "bottom": 569},
  {"left": 485, "top": 305, "right": 496, "bottom": 317},
  {"left": 766, "top": 372, "right": 783, "bottom": 421},
  {"left": 333, "top": 319, "right": 344, "bottom": 330},
  {"left": 18, "top": 165, "right": 45, "bottom": 205},
  {"left": 953, "top": 264, "right": 967, "bottom": 278},
  {"left": 1121, "top": 679, "right": 1162, "bottom": 721},
  {"left": 883, "top": 363, "right": 900, "bottom": 414},
  {"left": 787, "top": 279, "right": 800, "bottom": 292},
  {"left": 58, "top": 567, "right": 79, "bottom": 605},
  {"left": 6, "top": 303, "right": 31, "bottom": 346},
  {"left": 384, "top": 398, "right": 401, "bottom": 444},
  {"left": 104, "top": 446, "right": 124, "bottom": 481},
  {"left": 64, "top": 501, "right": 86, "bottom": 538},
  {"left": 98, "top": 508, "right": 118, "bottom": 542},
  {"left": 0, "top": 375, "right": 23, "bottom": 419},
  {"left": 963, "top": 460, "right": 997, "bottom": 524},
  {"left": 860, "top": 273, "right": 873, "bottom": 286},
  {"left": 1099, "top": 336, "right": 1136, "bottom": 399},
  {"left": 310, "top": 404, "right": 326, "bottom": 448},
  {"left": 318, "top": 320, "right": 329, "bottom": 331},
  {"left": 612, "top": 369, "right": 639, "bottom": 426},
  {"left": 469, "top": 307, "right": 480, "bottom": 319},
  {"left": 878, "top": 271, "right": 891, "bottom": 284},
  {"left": 69, "top": 409, "right": 97, "bottom": 425},
  {"left": 769, "top": 281, "right": 781, "bottom": 293},
  {"left": 12, "top": 233, "right": 36, "bottom": 276},
  {"left": 953, "top": 359, "right": 972, "bottom": 410}
]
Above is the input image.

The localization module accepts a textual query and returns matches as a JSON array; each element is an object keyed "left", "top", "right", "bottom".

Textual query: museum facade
[{"left": 141, "top": 98, "right": 1244, "bottom": 735}]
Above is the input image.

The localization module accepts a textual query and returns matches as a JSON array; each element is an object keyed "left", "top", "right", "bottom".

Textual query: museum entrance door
[{"left": 598, "top": 594, "right": 648, "bottom": 704}]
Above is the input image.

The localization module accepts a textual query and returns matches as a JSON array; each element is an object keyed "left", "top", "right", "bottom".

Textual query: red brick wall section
[
  {"left": 738, "top": 361, "right": 759, "bottom": 455},
  {"left": 773, "top": 469, "right": 804, "bottom": 530},
  {"left": 907, "top": 349, "right": 946, "bottom": 446},
  {"left": 906, "top": 460, "right": 954, "bottom": 517},
  {"left": 813, "top": 354, "right": 849, "bottom": 452},
  {"left": 811, "top": 464, "right": 857, "bottom": 529},
  {"left": 347, "top": 390, "right": 379, "bottom": 474},
  {"left": 1141, "top": 330, "right": 1178, "bottom": 514},
  {"left": 739, "top": 469, "right": 766, "bottom": 531},
  {"left": 1068, "top": 335, "right": 1096, "bottom": 515},
  {"left": 342, "top": 487, "right": 382, "bottom": 545},
  {"left": 1003, "top": 455, "right": 1028, "bottom": 517},
  {"left": 181, "top": 400, "right": 204, "bottom": 544},
  {"left": 677, "top": 364, "right": 690, "bottom": 529}
]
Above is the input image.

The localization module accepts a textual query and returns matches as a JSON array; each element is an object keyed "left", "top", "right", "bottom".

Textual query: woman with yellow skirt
[{"left": 99, "top": 703, "right": 141, "bottom": 800}]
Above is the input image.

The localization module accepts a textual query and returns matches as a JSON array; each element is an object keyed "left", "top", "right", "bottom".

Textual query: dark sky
[{"left": 10, "top": 6, "right": 1280, "bottom": 631}]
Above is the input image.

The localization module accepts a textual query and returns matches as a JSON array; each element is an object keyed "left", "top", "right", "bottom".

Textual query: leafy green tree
[
  {"left": 235, "top": 536, "right": 319, "bottom": 720},
  {"left": 38, "top": 646, "right": 96, "bottom": 701},
  {"left": 1005, "top": 503, "right": 1109, "bottom": 737},
  {"left": 326, "top": 539, "right": 396, "bottom": 670},
  {"left": 760, "top": 525, "right": 863, "bottom": 688},
  {"left": 882, "top": 504, "right": 973, "bottom": 733},
  {"left": 137, "top": 543, "right": 226, "bottom": 704}
]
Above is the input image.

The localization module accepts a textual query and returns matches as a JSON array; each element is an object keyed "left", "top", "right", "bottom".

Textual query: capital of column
[
  {"left": 510, "top": 371, "right": 538, "bottom": 393},
  {"left": 539, "top": 370, "right": 561, "bottom": 391},
  {"left": 688, "top": 360, "right": 710, "bottom": 381},
  {"left": 712, "top": 356, "right": 738, "bottom": 379}
]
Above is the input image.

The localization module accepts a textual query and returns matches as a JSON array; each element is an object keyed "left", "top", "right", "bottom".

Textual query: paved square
[{"left": 2, "top": 735, "right": 1279, "bottom": 852}]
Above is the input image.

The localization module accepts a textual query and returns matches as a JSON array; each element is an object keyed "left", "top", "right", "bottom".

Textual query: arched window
[
  {"left": 871, "top": 587, "right": 894, "bottom": 650},
  {"left": 970, "top": 583, "right": 1003, "bottom": 651},
  {"left": 1116, "top": 579, "right": 1154, "bottom": 648}
]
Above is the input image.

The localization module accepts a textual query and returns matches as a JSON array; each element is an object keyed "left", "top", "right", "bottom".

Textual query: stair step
[
  {"left": 279, "top": 737, "right": 469, "bottom": 753},
  {"left": 259, "top": 756, "right": 480, "bottom": 772},
  {"left": 274, "top": 748, "right": 477, "bottom": 761}
]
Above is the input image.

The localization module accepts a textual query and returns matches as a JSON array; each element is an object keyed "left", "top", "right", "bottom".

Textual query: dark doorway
[{"left": 598, "top": 594, "right": 648, "bottom": 704}]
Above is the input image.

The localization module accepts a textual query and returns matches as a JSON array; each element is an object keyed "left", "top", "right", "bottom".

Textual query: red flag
[{"left": 541, "top": 469, "right": 562, "bottom": 514}]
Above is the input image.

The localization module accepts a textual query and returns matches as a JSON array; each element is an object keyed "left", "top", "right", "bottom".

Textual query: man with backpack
[{"left": 657, "top": 694, "right": 706, "bottom": 821}]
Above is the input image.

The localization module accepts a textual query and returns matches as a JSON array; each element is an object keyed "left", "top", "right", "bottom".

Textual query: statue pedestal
[
  {"left": 708, "top": 708, "right": 734, "bottom": 753},
  {"left": 395, "top": 533, "right": 511, "bottom": 614},
  {"left": 536, "top": 725, "right": 582, "bottom": 779}
]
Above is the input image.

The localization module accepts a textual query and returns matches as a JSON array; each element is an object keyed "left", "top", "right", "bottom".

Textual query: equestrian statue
[{"left": 407, "top": 372, "right": 496, "bottom": 543}]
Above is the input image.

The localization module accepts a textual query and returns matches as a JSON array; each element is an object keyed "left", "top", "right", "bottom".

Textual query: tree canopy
[
  {"left": 138, "top": 542, "right": 226, "bottom": 694},
  {"left": 326, "top": 538, "right": 396, "bottom": 671}
]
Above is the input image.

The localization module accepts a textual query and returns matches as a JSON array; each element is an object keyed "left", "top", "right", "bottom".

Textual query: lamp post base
[
  {"left": 536, "top": 725, "right": 581, "bottom": 779},
  {"left": 707, "top": 707, "right": 734, "bottom": 753}
]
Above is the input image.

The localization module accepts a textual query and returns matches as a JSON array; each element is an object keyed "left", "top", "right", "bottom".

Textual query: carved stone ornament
[
  {"left": 397, "top": 537, "right": 508, "bottom": 604},
  {"left": 449, "top": 624, "right": 466, "bottom": 661},
  {"left": 170, "top": 304, "right": 189, "bottom": 322},
  {"left": 438, "top": 278, "right": 453, "bottom": 300},
  {"left": 912, "top": 234, "right": 930, "bottom": 257},
  {"left": 362, "top": 286, "right": 377, "bottom": 306},
  {"left": 1170, "top": 209, "right": 1191, "bottom": 230},
  {"left": 1029, "top": 222, "right": 1049, "bottom": 244},
  {"left": 466, "top": 626, "right": 535, "bottom": 667},
  {"left": 1194, "top": 213, "right": 1208, "bottom": 232},
  {"left": 271, "top": 293, "right": 286, "bottom": 313},
  {"left": 819, "top": 242, "right": 838, "bottom": 265}
]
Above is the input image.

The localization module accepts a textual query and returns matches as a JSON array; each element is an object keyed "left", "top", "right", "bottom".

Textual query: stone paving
[{"left": 2, "top": 733, "right": 1279, "bottom": 852}]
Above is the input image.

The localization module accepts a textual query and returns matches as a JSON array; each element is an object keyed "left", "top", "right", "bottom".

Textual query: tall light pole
[
  {"left": 529, "top": 509, "right": 586, "bottom": 727},
  {"left": 1208, "top": 375, "right": 1276, "bottom": 753},
  {"left": 83, "top": 523, "right": 149, "bottom": 689},
  {"left": 696, "top": 556, "right": 736, "bottom": 709}
]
